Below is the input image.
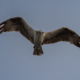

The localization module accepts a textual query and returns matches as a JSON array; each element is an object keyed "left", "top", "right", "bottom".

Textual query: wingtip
[
  {"left": 0, "top": 29, "right": 4, "bottom": 34},
  {"left": 0, "top": 21, "right": 6, "bottom": 26},
  {"left": 0, "top": 24, "right": 5, "bottom": 34}
]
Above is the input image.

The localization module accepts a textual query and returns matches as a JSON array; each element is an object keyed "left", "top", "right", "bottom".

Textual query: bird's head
[{"left": 36, "top": 30, "right": 43, "bottom": 35}]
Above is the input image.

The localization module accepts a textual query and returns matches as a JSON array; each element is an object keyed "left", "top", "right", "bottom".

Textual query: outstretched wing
[
  {"left": 0, "top": 17, "right": 36, "bottom": 44},
  {"left": 43, "top": 27, "right": 80, "bottom": 47}
]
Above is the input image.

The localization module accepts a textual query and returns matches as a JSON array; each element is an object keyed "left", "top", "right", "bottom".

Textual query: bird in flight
[{"left": 0, "top": 17, "right": 80, "bottom": 56}]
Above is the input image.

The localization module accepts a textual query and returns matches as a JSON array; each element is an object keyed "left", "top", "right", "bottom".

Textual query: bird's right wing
[
  {"left": 0, "top": 17, "right": 36, "bottom": 44},
  {"left": 43, "top": 27, "right": 80, "bottom": 47}
]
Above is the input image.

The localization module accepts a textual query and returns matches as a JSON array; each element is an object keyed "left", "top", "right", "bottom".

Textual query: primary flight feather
[{"left": 0, "top": 17, "right": 80, "bottom": 56}]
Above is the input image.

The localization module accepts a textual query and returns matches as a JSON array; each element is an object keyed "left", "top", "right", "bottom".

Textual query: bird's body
[
  {"left": 33, "top": 30, "right": 44, "bottom": 55},
  {"left": 0, "top": 17, "right": 80, "bottom": 56}
]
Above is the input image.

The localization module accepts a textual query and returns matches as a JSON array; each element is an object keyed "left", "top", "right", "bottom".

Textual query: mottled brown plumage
[
  {"left": 43, "top": 27, "right": 80, "bottom": 47},
  {"left": 0, "top": 17, "right": 34, "bottom": 43},
  {"left": 0, "top": 17, "right": 80, "bottom": 56}
]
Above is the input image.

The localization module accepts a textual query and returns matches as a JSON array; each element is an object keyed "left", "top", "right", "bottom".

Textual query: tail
[{"left": 33, "top": 46, "right": 43, "bottom": 56}]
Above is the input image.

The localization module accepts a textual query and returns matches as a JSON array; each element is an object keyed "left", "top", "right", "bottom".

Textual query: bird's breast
[{"left": 34, "top": 34, "right": 43, "bottom": 47}]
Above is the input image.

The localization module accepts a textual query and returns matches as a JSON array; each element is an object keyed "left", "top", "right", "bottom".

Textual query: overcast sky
[{"left": 0, "top": 0, "right": 80, "bottom": 80}]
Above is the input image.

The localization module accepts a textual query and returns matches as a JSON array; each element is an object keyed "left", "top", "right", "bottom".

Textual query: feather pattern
[
  {"left": 43, "top": 27, "right": 80, "bottom": 47},
  {"left": 0, "top": 17, "right": 35, "bottom": 44},
  {"left": 0, "top": 17, "right": 80, "bottom": 56}
]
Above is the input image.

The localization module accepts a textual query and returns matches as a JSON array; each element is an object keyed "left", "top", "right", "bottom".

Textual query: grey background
[{"left": 0, "top": 0, "right": 80, "bottom": 80}]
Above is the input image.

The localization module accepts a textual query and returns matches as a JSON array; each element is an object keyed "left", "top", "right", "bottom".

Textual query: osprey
[{"left": 0, "top": 17, "right": 80, "bottom": 55}]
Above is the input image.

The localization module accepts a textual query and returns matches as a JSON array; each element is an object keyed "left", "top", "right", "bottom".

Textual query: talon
[{"left": 33, "top": 46, "right": 35, "bottom": 48}]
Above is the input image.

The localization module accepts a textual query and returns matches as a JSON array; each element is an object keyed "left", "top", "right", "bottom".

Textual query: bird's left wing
[
  {"left": 43, "top": 27, "right": 80, "bottom": 47},
  {"left": 0, "top": 17, "right": 36, "bottom": 44}
]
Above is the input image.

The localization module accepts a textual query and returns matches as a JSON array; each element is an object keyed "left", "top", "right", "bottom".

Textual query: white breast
[{"left": 34, "top": 33, "right": 43, "bottom": 47}]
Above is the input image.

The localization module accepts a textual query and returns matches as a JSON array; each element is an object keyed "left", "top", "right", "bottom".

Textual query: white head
[{"left": 36, "top": 30, "right": 43, "bottom": 35}]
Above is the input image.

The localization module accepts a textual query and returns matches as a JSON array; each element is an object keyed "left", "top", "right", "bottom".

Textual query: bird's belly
[{"left": 34, "top": 37, "right": 42, "bottom": 47}]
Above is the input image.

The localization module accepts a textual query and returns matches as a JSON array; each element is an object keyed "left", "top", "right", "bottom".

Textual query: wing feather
[
  {"left": 0, "top": 17, "right": 35, "bottom": 44},
  {"left": 43, "top": 27, "right": 80, "bottom": 47}
]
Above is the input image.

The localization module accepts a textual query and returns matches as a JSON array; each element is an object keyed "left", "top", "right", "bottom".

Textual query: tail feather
[{"left": 33, "top": 46, "right": 43, "bottom": 56}]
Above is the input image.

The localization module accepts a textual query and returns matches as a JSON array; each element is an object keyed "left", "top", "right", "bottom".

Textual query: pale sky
[{"left": 0, "top": 0, "right": 80, "bottom": 80}]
